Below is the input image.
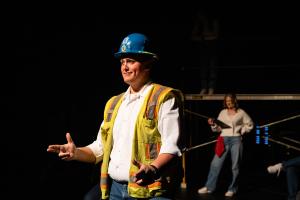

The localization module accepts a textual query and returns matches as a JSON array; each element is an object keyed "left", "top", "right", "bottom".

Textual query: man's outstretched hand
[{"left": 47, "top": 132, "right": 77, "bottom": 161}]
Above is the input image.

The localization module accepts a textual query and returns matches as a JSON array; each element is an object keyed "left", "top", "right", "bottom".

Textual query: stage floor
[{"left": 174, "top": 169, "right": 287, "bottom": 200}]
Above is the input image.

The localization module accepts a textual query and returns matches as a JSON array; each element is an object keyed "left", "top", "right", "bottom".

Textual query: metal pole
[
  {"left": 184, "top": 109, "right": 209, "bottom": 119},
  {"left": 264, "top": 136, "right": 300, "bottom": 152},
  {"left": 182, "top": 139, "right": 217, "bottom": 152},
  {"left": 258, "top": 114, "right": 300, "bottom": 128}
]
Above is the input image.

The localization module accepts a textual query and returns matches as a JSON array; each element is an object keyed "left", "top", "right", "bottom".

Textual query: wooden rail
[{"left": 184, "top": 94, "right": 300, "bottom": 101}]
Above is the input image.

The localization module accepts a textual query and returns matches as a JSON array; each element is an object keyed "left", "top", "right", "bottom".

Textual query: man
[
  {"left": 47, "top": 33, "right": 184, "bottom": 199},
  {"left": 267, "top": 156, "right": 300, "bottom": 200}
]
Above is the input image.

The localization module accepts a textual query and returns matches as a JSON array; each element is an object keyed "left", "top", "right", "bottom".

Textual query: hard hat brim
[{"left": 114, "top": 51, "right": 158, "bottom": 60}]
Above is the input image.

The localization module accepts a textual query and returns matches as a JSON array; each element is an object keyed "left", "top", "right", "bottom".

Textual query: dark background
[{"left": 7, "top": 3, "right": 300, "bottom": 199}]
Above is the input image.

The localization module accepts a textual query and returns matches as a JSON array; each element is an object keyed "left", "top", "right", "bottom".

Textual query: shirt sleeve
[
  {"left": 241, "top": 110, "right": 254, "bottom": 134},
  {"left": 211, "top": 110, "right": 224, "bottom": 132},
  {"left": 86, "top": 121, "right": 104, "bottom": 164},
  {"left": 158, "top": 97, "right": 182, "bottom": 156}
]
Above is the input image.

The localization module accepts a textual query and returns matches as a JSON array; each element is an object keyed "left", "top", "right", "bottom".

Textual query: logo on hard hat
[{"left": 121, "top": 37, "right": 131, "bottom": 52}]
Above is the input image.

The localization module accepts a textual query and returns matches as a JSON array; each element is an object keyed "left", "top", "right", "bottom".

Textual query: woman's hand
[{"left": 208, "top": 118, "right": 215, "bottom": 125}]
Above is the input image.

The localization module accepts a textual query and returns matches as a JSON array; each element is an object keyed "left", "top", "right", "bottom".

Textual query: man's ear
[
  {"left": 143, "top": 59, "right": 155, "bottom": 70},
  {"left": 144, "top": 66, "right": 151, "bottom": 72}
]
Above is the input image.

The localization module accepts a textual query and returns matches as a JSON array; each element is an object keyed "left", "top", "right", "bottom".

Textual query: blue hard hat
[{"left": 114, "top": 33, "right": 158, "bottom": 60}]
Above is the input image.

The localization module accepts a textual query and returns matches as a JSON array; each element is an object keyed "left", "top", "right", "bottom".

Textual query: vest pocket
[
  {"left": 101, "top": 122, "right": 112, "bottom": 142},
  {"left": 140, "top": 118, "right": 161, "bottom": 161}
]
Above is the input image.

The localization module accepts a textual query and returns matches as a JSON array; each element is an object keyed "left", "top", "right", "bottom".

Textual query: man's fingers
[
  {"left": 47, "top": 145, "right": 60, "bottom": 153},
  {"left": 59, "top": 152, "right": 70, "bottom": 158},
  {"left": 135, "top": 179, "right": 143, "bottom": 184},
  {"left": 66, "top": 132, "right": 73, "bottom": 144},
  {"left": 132, "top": 159, "right": 141, "bottom": 168}
]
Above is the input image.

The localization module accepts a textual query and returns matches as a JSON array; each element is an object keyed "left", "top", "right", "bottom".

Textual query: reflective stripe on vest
[
  {"left": 106, "top": 93, "right": 124, "bottom": 122},
  {"left": 145, "top": 85, "right": 167, "bottom": 120}
]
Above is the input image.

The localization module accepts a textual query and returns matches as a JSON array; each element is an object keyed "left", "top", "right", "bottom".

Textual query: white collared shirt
[{"left": 87, "top": 83, "right": 182, "bottom": 181}]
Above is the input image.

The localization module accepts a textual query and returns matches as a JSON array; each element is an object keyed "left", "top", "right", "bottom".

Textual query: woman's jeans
[{"left": 205, "top": 136, "right": 243, "bottom": 193}]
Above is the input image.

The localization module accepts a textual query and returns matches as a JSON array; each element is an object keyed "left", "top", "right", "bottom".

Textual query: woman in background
[{"left": 198, "top": 93, "right": 254, "bottom": 197}]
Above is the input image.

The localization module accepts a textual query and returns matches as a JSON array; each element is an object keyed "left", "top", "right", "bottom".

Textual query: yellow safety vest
[{"left": 100, "top": 83, "right": 184, "bottom": 199}]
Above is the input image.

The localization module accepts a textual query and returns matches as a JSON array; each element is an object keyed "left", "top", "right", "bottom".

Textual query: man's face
[{"left": 120, "top": 57, "right": 149, "bottom": 85}]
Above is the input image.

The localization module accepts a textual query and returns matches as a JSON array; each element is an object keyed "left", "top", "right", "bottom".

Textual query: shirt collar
[{"left": 123, "top": 81, "right": 153, "bottom": 101}]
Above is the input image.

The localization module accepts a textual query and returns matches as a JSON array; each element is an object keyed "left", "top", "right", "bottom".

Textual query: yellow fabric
[
  {"left": 100, "top": 94, "right": 124, "bottom": 199},
  {"left": 100, "top": 84, "right": 183, "bottom": 199}
]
